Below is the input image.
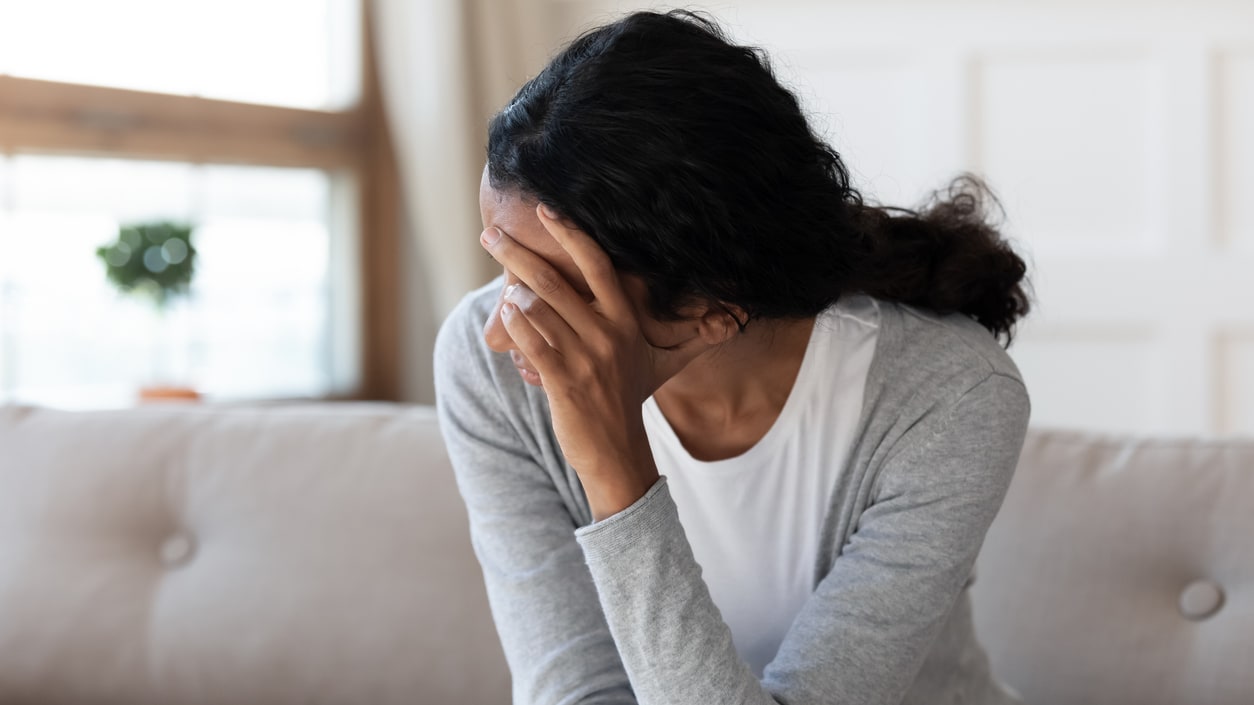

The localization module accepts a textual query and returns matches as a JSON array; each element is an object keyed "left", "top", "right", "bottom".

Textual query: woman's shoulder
[
  {"left": 875, "top": 298, "right": 1025, "bottom": 388},
  {"left": 435, "top": 278, "right": 501, "bottom": 362},
  {"left": 434, "top": 277, "right": 538, "bottom": 411},
  {"left": 862, "top": 298, "right": 1030, "bottom": 433},
  {"left": 852, "top": 299, "right": 1031, "bottom": 497},
  {"left": 434, "top": 279, "right": 593, "bottom": 526},
  {"left": 435, "top": 277, "right": 513, "bottom": 380}
]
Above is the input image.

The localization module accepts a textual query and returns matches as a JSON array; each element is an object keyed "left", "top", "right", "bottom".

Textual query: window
[
  {"left": 0, "top": 0, "right": 360, "bottom": 110},
  {"left": 0, "top": 0, "right": 398, "bottom": 408}
]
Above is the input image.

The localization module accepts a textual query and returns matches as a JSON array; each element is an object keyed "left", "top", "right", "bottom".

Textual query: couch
[
  {"left": 1, "top": 404, "right": 1250, "bottom": 704},
  {"left": 971, "top": 430, "right": 1254, "bottom": 704},
  {"left": 0, "top": 404, "right": 508, "bottom": 705}
]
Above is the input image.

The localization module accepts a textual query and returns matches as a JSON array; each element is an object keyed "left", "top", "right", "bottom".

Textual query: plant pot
[{"left": 138, "top": 385, "right": 202, "bottom": 404}]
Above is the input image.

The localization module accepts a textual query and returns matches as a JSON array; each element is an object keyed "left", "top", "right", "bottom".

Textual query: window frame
[{"left": 0, "top": 2, "right": 402, "bottom": 402}]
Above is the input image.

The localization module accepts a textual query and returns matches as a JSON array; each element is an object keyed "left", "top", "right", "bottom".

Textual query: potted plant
[{"left": 96, "top": 221, "right": 200, "bottom": 401}]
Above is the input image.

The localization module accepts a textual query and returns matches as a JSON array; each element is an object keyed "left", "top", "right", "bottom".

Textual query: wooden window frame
[{"left": 0, "top": 3, "right": 402, "bottom": 401}]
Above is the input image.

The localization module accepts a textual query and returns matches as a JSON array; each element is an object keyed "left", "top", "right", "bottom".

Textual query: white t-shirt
[{"left": 642, "top": 295, "right": 880, "bottom": 677}]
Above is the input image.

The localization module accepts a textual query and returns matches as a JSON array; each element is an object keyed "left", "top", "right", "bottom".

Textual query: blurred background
[{"left": 0, "top": 0, "right": 1251, "bottom": 437}]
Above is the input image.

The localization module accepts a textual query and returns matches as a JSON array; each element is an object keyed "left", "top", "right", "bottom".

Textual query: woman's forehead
[
  {"left": 480, "top": 185, "right": 561, "bottom": 254},
  {"left": 479, "top": 180, "right": 588, "bottom": 291}
]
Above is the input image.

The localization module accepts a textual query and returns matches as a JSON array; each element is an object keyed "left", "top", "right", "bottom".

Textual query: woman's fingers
[
  {"left": 499, "top": 301, "right": 561, "bottom": 375},
  {"left": 502, "top": 282, "right": 578, "bottom": 352},
  {"left": 536, "top": 205, "right": 632, "bottom": 321},
  {"left": 481, "top": 226, "right": 598, "bottom": 331}
]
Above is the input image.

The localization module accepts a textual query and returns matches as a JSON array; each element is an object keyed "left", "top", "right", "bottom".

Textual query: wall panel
[
  {"left": 975, "top": 52, "right": 1164, "bottom": 255},
  {"left": 1217, "top": 49, "right": 1254, "bottom": 252}
]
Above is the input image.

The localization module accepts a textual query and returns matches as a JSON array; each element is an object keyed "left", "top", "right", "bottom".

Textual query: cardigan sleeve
[
  {"left": 435, "top": 296, "right": 636, "bottom": 705},
  {"left": 574, "top": 372, "right": 1030, "bottom": 705}
]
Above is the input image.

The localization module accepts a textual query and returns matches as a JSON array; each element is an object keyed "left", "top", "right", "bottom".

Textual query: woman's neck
[{"left": 651, "top": 315, "right": 816, "bottom": 461}]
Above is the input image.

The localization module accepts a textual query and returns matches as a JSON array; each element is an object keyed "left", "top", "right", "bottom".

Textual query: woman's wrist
[
  {"left": 582, "top": 437, "right": 661, "bottom": 522},
  {"left": 585, "top": 472, "right": 659, "bottom": 522}
]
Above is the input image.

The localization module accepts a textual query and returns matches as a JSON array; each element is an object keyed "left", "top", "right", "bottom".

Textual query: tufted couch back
[
  {"left": 972, "top": 430, "right": 1254, "bottom": 704},
  {"left": 3, "top": 405, "right": 1251, "bottom": 704},
  {"left": 0, "top": 404, "right": 509, "bottom": 705}
]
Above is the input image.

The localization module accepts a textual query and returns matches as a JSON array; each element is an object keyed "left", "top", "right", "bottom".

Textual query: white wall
[{"left": 533, "top": 0, "right": 1254, "bottom": 437}]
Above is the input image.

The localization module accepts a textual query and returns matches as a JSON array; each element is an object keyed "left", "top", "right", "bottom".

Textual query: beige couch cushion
[
  {"left": 0, "top": 404, "right": 508, "bottom": 705},
  {"left": 972, "top": 429, "right": 1254, "bottom": 705}
]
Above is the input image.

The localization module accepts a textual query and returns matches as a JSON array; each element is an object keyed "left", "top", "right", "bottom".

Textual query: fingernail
[
  {"left": 501, "top": 302, "right": 517, "bottom": 318},
  {"left": 503, "top": 283, "right": 519, "bottom": 301},
  {"left": 539, "top": 204, "right": 557, "bottom": 219},
  {"left": 481, "top": 227, "right": 502, "bottom": 245}
]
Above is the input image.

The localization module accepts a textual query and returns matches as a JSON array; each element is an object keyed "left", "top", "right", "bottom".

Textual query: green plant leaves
[{"left": 96, "top": 221, "right": 197, "bottom": 310}]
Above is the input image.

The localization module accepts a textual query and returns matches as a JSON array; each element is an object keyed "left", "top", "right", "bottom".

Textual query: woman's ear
[{"left": 693, "top": 304, "right": 745, "bottom": 346}]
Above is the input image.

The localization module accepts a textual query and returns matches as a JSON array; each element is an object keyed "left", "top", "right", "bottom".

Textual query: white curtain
[{"left": 370, "top": 0, "right": 551, "bottom": 400}]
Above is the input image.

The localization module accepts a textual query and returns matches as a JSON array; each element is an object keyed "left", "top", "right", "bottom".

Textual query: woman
[{"left": 435, "top": 10, "right": 1031, "bottom": 705}]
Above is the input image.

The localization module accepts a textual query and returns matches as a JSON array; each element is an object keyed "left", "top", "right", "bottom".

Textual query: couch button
[
  {"left": 1179, "top": 580, "right": 1224, "bottom": 620},
  {"left": 159, "top": 533, "right": 196, "bottom": 569}
]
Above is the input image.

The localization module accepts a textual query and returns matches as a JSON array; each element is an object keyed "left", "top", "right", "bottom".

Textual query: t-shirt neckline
[{"left": 643, "top": 315, "right": 824, "bottom": 472}]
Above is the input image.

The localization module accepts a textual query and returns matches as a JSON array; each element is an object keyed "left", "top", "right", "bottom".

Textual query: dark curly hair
[{"left": 487, "top": 10, "right": 1030, "bottom": 345}]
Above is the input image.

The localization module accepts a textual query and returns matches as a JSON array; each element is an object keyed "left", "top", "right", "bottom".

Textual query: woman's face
[{"left": 478, "top": 169, "right": 686, "bottom": 386}]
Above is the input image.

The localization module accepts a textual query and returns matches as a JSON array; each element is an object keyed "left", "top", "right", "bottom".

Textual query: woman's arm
[
  {"left": 434, "top": 291, "right": 635, "bottom": 705},
  {"left": 574, "top": 373, "right": 1029, "bottom": 705}
]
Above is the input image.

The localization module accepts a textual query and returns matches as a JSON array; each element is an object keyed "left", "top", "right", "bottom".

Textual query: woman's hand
[{"left": 480, "top": 204, "right": 707, "bottom": 520}]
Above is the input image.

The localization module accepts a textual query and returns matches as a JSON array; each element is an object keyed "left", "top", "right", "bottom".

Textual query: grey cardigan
[{"left": 435, "top": 280, "right": 1030, "bottom": 705}]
